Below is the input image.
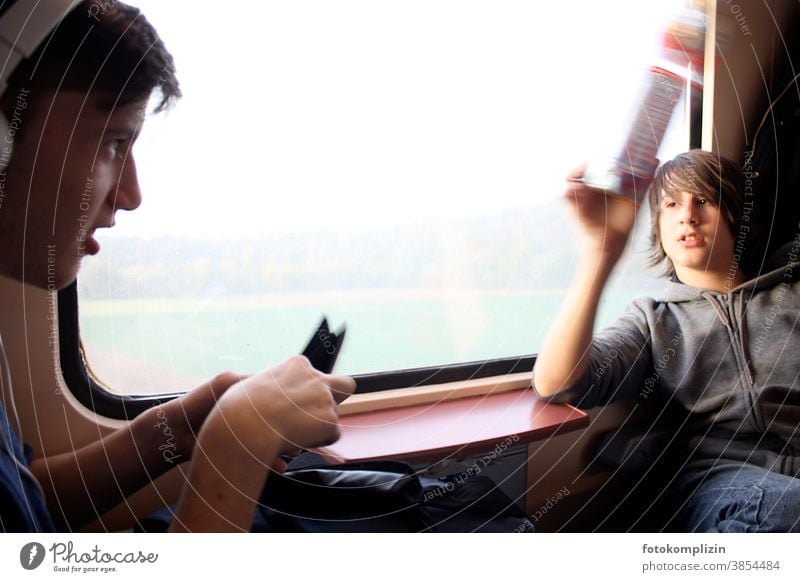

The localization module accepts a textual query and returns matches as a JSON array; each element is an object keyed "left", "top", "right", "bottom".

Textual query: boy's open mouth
[{"left": 678, "top": 232, "right": 705, "bottom": 247}]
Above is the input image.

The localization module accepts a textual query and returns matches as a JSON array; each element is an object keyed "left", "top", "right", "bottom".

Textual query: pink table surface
[{"left": 316, "top": 388, "right": 589, "bottom": 464}]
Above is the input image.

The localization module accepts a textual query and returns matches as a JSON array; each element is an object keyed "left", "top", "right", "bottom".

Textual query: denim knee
[{"left": 673, "top": 464, "right": 800, "bottom": 532}]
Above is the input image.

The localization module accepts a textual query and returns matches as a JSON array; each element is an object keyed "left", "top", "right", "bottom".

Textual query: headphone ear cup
[
  {"left": 0, "top": 112, "right": 11, "bottom": 172},
  {"left": 0, "top": 1, "right": 81, "bottom": 172}
]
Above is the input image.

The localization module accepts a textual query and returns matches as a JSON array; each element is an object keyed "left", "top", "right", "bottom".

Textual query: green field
[{"left": 79, "top": 289, "right": 650, "bottom": 395}]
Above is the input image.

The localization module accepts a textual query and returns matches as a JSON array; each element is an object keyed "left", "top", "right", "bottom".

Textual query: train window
[{"left": 75, "top": 0, "right": 690, "bottom": 396}]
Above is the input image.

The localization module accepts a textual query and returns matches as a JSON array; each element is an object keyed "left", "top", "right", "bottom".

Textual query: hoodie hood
[{"left": 661, "top": 239, "right": 800, "bottom": 303}]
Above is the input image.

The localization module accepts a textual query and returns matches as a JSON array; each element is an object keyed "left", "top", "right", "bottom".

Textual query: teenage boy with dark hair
[
  {"left": 534, "top": 149, "right": 800, "bottom": 532},
  {"left": 0, "top": 1, "right": 354, "bottom": 532}
]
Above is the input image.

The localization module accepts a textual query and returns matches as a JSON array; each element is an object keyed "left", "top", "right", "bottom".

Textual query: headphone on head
[
  {"left": 0, "top": 0, "right": 83, "bottom": 511},
  {"left": 0, "top": 0, "right": 80, "bottom": 170}
]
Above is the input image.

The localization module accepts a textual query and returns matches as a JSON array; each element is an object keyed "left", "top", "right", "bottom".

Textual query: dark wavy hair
[
  {"left": 647, "top": 149, "right": 764, "bottom": 279},
  {"left": 1, "top": 0, "right": 180, "bottom": 117}
]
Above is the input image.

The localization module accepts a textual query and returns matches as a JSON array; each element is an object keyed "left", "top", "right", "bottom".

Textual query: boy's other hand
[{"left": 565, "top": 166, "right": 640, "bottom": 258}]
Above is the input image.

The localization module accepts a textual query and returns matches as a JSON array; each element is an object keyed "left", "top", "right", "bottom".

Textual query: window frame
[
  {"left": 59, "top": 7, "right": 705, "bottom": 419},
  {"left": 60, "top": 281, "right": 538, "bottom": 419}
]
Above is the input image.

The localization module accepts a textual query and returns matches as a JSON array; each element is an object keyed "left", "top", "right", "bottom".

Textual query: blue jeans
[{"left": 668, "top": 463, "right": 800, "bottom": 532}]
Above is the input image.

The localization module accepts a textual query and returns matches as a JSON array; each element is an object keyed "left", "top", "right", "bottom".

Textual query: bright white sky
[{"left": 114, "top": 0, "right": 686, "bottom": 238}]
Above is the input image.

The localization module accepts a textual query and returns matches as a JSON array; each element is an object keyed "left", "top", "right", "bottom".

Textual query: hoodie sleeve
[{"left": 537, "top": 299, "right": 653, "bottom": 409}]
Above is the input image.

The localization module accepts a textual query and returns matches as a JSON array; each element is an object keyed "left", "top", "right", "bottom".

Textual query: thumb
[
  {"left": 328, "top": 374, "right": 356, "bottom": 404},
  {"left": 270, "top": 457, "right": 288, "bottom": 475}
]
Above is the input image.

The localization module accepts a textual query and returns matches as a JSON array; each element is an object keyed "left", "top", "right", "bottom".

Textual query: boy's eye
[
  {"left": 664, "top": 201, "right": 676, "bottom": 208},
  {"left": 106, "top": 139, "right": 128, "bottom": 159},
  {"left": 697, "top": 198, "right": 707, "bottom": 205}
]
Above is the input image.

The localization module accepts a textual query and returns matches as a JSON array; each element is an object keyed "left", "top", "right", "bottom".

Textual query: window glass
[{"left": 78, "top": 0, "right": 689, "bottom": 395}]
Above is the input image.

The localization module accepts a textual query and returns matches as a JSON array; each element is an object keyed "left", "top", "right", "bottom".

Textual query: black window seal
[{"left": 59, "top": 281, "right": 537, "bottom": 420}]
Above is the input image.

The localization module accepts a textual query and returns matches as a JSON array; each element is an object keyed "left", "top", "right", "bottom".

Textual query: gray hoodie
[{"left": 537, "top": 240, "right": 800, "bottom": 476}]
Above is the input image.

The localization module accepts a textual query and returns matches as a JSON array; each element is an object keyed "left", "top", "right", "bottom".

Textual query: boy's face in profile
[
  {"left": 0, "top": 90, "right": 146, "bottom": 290},
  {"left": 658, "top": 189, "right": 738, "bottom": 282}
]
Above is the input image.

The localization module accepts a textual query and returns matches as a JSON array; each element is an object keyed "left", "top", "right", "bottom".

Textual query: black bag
[
  {"left": 252, "top": 460, "right": 534, "bottom": 533},
  {"left": 136, "top": 460, "right": 534, "bottom": 533}
]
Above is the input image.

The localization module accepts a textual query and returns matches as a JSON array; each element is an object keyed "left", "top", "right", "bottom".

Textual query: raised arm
[{"left": 533, "top": 169, "right": 639, "bottom": 397}]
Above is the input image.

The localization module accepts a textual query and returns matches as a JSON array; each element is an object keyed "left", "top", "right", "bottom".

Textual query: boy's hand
[
  {"left": 201, "top": 356, "right": 356, "bottom": 462},
  {"left": 565, "top": 166, "right": 640, "bottom": 258},
  {"left": 154, "top": 355, "right": 355, "bottom": 467},
  {"left": 170, "top": 357, "right": 354, "bottom": 531}
]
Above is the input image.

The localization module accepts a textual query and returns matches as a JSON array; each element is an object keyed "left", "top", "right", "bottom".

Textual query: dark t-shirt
[{"left": 0, "top": 400, "right": 55, "bottom": 532}]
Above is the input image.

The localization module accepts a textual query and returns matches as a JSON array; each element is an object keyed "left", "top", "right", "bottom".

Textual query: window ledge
[{"left": 339, "top": 371, "right": 534, "bottom": 416}]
